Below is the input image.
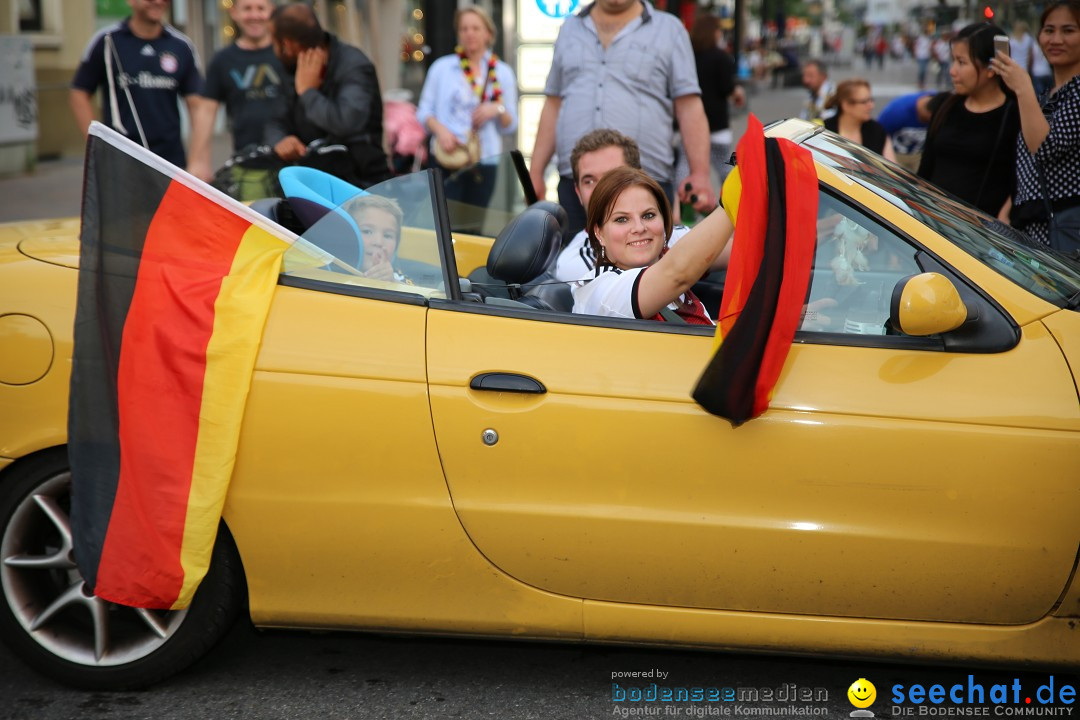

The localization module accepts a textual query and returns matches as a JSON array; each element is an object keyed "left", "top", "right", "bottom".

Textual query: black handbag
[
  {"left": 1049, "top": 204, "right": 1080, "bottom": 258},
  {"left": 1034, "top": 163, "right": 1080, "bottom": 259}
]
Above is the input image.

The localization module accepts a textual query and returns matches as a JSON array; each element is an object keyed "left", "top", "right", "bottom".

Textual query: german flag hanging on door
[
  {"left": 69, "top": 123, "right": 293, "bottom": 609},
  {"left": 692, "top": 115, "right": 818, "bottom": 426}
]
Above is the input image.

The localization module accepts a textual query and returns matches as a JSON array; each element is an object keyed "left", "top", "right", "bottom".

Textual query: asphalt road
[{"left": 1, "top": 619, "right": 1077, "bottom": 720}]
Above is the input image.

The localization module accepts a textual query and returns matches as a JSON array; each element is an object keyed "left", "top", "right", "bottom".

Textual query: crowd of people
[
  {"left": 71, "top": 0, "right": 391, "bottom": 191},
  {"left": 802, "top": 4, "right": 1080, "bottom": 256},
  {"left": 66, "top": 0, "right": 1079, "bottom": 326}
]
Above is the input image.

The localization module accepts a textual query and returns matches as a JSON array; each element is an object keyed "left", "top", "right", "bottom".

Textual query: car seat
[
  {"left": 483, "top": 205, "right": 573, "bottom": 312},
  {"left": 467, "top": 200, "right": 570, "bottom": 300},
  {"left": 277, "top": 166, "right": 368, "bottom": 268}
]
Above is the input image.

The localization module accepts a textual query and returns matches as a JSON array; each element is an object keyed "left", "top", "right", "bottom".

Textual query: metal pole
[{"left": 733, "top": 0, "right": 745, "bottom": 66}]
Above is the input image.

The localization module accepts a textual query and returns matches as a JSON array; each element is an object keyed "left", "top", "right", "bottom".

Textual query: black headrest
[
  {"left": 487, "top": 207, "right": 564, "bottom": 284},
  {"left": 529, "top": 200, "right": 569, "bottom": 239}
]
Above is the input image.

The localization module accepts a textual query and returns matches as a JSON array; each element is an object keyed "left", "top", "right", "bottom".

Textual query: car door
[
  {"left": 427, "top": 182, "right": 1080, "bottom": 626},
  {"left": 219, "top": 171, "right": 495, "bottom": 627}
]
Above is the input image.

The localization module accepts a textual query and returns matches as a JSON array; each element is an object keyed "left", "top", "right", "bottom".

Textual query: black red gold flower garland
[{"left": 456, "top": 45, "right": 502, "bottom": 103}]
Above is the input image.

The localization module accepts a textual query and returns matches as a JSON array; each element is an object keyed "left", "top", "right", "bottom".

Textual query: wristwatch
[{"left": 496, "top": 103, "right": 506, "bottom": 115}]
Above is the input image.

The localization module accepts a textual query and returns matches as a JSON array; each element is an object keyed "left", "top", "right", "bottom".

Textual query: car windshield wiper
[{"left": 1066, "top": 289, "right": 1080, "bottom": 310}]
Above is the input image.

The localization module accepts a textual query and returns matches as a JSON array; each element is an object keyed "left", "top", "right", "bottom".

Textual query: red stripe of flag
[
  {"left": 751, "top": 139, "right": 817, "bottom": 418},
  {"left": 94, "top": 180, "right": 253, "bottom": 608}
]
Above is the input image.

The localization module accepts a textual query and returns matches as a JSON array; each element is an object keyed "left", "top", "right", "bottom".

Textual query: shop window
[{"left": 19, "top": 0, "right": 43, "bottom": 32}]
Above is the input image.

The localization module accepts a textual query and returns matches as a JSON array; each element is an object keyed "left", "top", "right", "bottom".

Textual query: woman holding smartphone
[
  {"left": 992, "top": 0, "right": 1080, "bottom": 246},
  {"left": 917, "top": 22, "right": 1020, "bottom": 218}
]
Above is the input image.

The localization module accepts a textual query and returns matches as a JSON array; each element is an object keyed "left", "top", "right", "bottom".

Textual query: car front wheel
[{"left": 0, "top": 448, "right": 245, "bottom": 689}]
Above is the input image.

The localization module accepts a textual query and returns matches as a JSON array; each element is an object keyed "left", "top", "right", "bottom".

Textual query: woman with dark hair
[
  {"left": 571, "top": 167, "right": 732, "bottom": 324},
  {"left": 992, "top": 1, "right": 1080, "bottom": 246},
  {"left": 823, "top": 79, "right": 897, "bottom": 162},
  {"left": 917, "top": 22, "right": 1020, "bottom": 218},
  {"left": 674, "top": 15, "right": 744, "bottom": 195}
]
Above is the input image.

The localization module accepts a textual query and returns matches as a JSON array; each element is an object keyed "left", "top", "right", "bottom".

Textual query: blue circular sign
[{"left": 535, "top": 0, "right": 579, "bottom": 19}]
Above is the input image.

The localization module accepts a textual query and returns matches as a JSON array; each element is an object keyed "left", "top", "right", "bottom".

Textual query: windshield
[
  {"left": 802, "top": 130, "right": 1080, "bottom": 306},
  {"left": 280, "top": 168, "right": 447, "bottom": 296},
  {"left": 440, "top": 151, "right": 535, "bottom": 238}
]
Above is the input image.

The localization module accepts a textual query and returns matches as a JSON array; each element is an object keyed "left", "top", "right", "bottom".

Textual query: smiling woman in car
[{"left": 571, "top": 167, "right": 733, "bottom": 324}]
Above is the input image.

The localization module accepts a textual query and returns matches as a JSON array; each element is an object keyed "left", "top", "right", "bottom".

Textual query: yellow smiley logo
[{"left": 848, "top": 678, "right": 877, "bottom": 709}]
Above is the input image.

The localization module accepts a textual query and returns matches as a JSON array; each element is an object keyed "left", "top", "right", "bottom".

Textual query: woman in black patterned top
[{"left": 992, "top": 1, "right": 1080, "bottom": 245}]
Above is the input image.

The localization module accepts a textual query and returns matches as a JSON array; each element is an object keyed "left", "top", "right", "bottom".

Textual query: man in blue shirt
[
  {"left": 70, "top": 0, "right": 207, "bottom": 171},
  {"left": 529, "top": 0, "right": 715, "bottom": 237},
  {"left": 876, "top": 91, "right": 943, "bottom": 172}
]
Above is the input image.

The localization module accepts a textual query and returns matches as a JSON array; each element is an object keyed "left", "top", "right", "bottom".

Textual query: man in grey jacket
[{"left": 266, "top": 3, "right": 391, "bottom": 187}]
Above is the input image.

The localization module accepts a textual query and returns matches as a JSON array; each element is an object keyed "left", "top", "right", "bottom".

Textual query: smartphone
[{"left": 993, "top": 35, "right": 1011, "bottom": 58}]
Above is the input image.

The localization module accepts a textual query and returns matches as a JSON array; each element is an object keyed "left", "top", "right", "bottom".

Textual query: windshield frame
[{"left": 431, "top": 167, "right": 462, "bottom": 301}]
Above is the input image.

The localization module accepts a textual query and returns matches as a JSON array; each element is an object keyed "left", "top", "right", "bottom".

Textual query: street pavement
[{"left": 0, "top": 58, "right": 926, "bottom": 224}]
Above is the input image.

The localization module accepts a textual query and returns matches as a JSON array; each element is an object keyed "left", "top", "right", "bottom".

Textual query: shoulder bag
[
  {"left": 433, "top": 53, "right": 490, "bottom": 171},
  {"left": 433, "top": 132, "right": 480, "bottom": 171},
  {"left": 973, "top": 98, "right": 1014, "bottom": 213},
  {"left": 1039, "top": 182, "right": 1080, "bottom": 259}
]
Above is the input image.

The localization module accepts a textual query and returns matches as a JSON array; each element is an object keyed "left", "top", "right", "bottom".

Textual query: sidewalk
[
  {"left": 0, "top": 59, "right": 924, "bottom": 225},
  {"left": 0, "top": 133, "right": 234, "bottom": 224},
  {"left": 730, "top": 56, "right": 923, "bottom": 142}
]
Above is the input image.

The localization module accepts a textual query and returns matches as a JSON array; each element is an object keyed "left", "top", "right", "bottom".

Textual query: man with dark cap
[{"left": 265, "top": 2, "right": 391, "bottom": 187}]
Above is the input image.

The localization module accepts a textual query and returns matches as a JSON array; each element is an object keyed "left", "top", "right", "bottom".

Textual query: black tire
[{"left": 0, "top": 448, "right": 246, "bottom": 690}]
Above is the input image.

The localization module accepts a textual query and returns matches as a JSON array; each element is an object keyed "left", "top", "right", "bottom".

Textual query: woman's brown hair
[
  {"left": 823, "top": 78, "right": 871, "bottom": 114},
  {"left": 586, "top": 167, "right": 673, "bottom": 266},
  {"left": 690, "top": 14, "right": 722, "bottom": 55}
]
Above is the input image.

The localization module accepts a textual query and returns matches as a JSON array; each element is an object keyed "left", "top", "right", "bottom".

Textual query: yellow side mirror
[{"left": 890, "top": 272, "right": 970, "bottom": 336}]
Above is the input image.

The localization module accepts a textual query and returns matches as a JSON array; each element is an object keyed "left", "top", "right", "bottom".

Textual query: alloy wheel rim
[{"left": 1, "top": 470, "right": 188, "bottom": 666}]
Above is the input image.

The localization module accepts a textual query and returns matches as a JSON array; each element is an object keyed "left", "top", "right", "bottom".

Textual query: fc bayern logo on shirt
[{"left": 160, "top": 52, "right": 178, "bottom": 74}]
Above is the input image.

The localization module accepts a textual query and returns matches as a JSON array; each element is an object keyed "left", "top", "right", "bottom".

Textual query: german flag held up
[
  {"left": 692, "top": 116, "right": 818, "bottom": 426},
  {"left": 69, "top": 123, "right": 294, "bottom": 609}
]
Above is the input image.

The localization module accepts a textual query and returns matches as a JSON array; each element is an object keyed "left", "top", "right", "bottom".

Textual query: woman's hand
[
  {"left": 471, "top": 102, "right": 502, "bottom": 129},
  {"left": 990, "top": 49, "right": 1051, "bottom": 153},
  {"left": 989, "top": 51, "right": 1036, "bottom": 99},
  {"left": 435, "top": 127, "right": 460, "bottom": 153}
]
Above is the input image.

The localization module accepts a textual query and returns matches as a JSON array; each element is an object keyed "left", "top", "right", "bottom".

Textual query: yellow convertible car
[{"left": 0, "top": 120, "right": 1078, "bottom": 689}]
